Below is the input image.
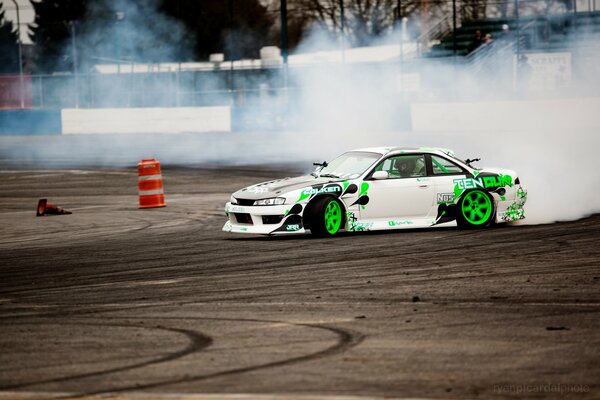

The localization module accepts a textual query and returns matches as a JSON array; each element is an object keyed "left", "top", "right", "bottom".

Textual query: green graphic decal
[
  {"left": 346, "top": 212, "right": 373, "bottom": 232},
  {"left": 359, "top": 182, "right": 369, "bottom": 197},
  {"left": 453, "top": 174, "right": 513, "bottom": 190},
  {"left": 349, "top": 221, "right": 374, "bottom": 231},
  {"left": 502, "top": 187, "right": 528, "bottom": 222},
  {"left": 356, "top": 182, "right": 370, "bottom": 210},
  {"left": 432, "top": 210, "right": 447, "bottom": 225},
  {"left": 454, "top": 183, "right": 465, "bottom": 201},
  {"left": 324, "top": 201, "right": 342, "bottom": 234},
  {"left": 461, "top": 191, "right": 493, "bottom": 225},
  {"left": 296, "top": 190, "right": 311, "bottom": 203}
]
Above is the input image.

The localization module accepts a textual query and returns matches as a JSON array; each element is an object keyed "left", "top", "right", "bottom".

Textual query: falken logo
[
  {"left": 286, "top": 224, "right": 300, "bottom": 231},
  {"left": 437, "top": 193, "right": 454, "bottom": 203},
  {"left": 301, "top": 186, "right": 341, "bottom": 196},
  {"left": 453, "top": 175, "right": 513, "bottom": 190}
]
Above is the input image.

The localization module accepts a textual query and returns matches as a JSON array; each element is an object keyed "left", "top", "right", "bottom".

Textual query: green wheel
[
  {"left": 324, "top": 199, "right": 342, "bottom": 234},
  {"left": 309, "top": 197, "right": 344, "bottom": 236},
  {"left": 458, "top": 190, "right": 494, "bottom": 228}
]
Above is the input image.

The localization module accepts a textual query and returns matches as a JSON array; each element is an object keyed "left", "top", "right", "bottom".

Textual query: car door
[{"left": 360, "top": 154, "right": 435, "bottom": 220}]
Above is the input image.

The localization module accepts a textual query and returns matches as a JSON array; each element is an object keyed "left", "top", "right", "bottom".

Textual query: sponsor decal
[
  {"left": 301, "top": 185, "right": 341, "bottom": 196},
  {"left": 388, "top": 220, "right": 413, "bottom": 227},
  {"left": 285, "top": 224, "right": 301, "bottom": 231},
  {"left": 436, "top": 193, "right": 454, "bottom": 204},
  {"left": 248, "top": 186, "right": 269, "bottom": 194},
  {"left": 453, "top": 174, "right": 513, "bottom": 190}
]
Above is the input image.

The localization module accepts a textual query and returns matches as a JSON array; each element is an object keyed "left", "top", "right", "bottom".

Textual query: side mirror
[{"left": 372, "top": 171, "right": 389, "bottom": 180}]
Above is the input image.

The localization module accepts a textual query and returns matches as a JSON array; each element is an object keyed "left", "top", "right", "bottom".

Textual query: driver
[{"left": 393, "top": 157, "right": 417, "bottom": 178}]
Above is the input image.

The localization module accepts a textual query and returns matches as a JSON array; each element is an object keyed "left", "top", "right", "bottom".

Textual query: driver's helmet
[{"left": 393, "top": 157, "right": 416, "bottom": 176}]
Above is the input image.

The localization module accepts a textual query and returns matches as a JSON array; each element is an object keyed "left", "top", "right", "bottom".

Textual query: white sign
[{"left": 513, "top": 52, "right": 571, "bottom": 91}]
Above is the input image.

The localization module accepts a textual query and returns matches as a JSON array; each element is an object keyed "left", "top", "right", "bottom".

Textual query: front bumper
[{"left": 223, "top": 202, "right": 306, "bottom": 235}]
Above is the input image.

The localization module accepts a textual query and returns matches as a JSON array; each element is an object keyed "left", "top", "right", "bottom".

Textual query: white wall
[
  {"left": 411, "top": 98, "right": 600, "bottom": 132},
  {"left": 62, "top": 107, "right": 231, "bottom": 134}
]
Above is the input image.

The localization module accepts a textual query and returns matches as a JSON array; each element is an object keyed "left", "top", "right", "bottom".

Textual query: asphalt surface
[{"left": 0, "top": 166, "right": 598, "bottom": 400}]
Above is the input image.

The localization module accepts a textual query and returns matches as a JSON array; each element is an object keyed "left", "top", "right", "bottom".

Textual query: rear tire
[
  {"left": 309, "top": 197, "right": 344, "bottom": 236},
  {"left": 457, "top": 190, "right": 495, "bottom": 228}
]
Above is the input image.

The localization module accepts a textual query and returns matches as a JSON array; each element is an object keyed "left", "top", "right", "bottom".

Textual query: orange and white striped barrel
[{"left": 137, "top": 158, "right": 166, "bottom": 209}]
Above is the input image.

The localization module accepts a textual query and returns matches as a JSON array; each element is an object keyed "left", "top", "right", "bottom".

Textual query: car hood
[{"left": 232, "top": 175, "right": 343, "bottom": 201}]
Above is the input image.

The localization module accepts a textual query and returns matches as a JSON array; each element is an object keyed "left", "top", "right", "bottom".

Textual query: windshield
[{"left": 317, "top": 151, "right": 381, "bottom": 179}]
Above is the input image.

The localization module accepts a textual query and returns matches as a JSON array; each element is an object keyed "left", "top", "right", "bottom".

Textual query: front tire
[
  {"left": 309, "top": 197, "right": 344, "bottom": 236},
  {"left": 457, "top": 190, "right": 495, "bottom": 228}
]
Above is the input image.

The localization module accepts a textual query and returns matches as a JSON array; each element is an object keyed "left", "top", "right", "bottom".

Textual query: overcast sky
[{"left": 2, "top": 0, "right": 34, "bottom": 44}]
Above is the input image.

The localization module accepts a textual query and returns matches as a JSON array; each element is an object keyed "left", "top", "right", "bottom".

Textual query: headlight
[
  {"left": 230, "top": 196, "right": 238, "bottom": 205},
  {"left": 253, "top": 197, "right": 286, "bottom": 206}
]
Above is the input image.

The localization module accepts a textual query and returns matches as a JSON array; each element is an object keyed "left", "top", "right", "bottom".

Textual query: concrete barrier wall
[
  {"left": 411, "top": 97, "right": 600, "bottom": 132},
  {"left": 62, "top": 106, "right": 231, "bottom": 134},
  {"left": 0, "top": 110, "right": 61, "bottom": 135}
]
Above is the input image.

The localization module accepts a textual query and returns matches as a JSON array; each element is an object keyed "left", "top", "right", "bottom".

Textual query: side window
[
  {"left": 431, "top": 155, "right": 464, "bottom": 175},
  {"left": 374, "top": 158, "right": 393, "bottom": 172},
  {"left": 377, "top": 154, "right": 426, "bottom": 179}
]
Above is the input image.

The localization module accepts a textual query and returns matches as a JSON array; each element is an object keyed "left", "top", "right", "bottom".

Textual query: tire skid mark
[
  {"left": 0, "top": 321, "right": 213, "bottom": 391},
  {"left": 3, "top": 316, "right": 365, "bottom": 400}
]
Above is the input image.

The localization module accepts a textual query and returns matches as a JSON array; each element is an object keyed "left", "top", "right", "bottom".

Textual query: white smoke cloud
[{"left": 279, "top": 26, "right": 600, "bottom": 224}]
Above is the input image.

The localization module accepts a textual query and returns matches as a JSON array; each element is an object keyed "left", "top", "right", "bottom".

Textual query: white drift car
[{"left": 223, "top": 147, "right": 527, "bottom": 236}]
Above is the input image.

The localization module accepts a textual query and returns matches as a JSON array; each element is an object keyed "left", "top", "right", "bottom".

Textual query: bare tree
[{"left": 291, "top": 0, "right": 405, "bottom": 46}]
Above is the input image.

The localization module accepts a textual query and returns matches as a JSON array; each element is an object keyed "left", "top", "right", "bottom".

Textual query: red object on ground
[
  {"left": 36, "top": 199, "right": 72, "bottom": 216},
  {"left": 137, "top": 159, "right": 166, "bottom": 209}
]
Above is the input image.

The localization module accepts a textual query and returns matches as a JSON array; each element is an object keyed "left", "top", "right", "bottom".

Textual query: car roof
[{"left": 352, "top": 147, "right": 456, "bottom": 157}]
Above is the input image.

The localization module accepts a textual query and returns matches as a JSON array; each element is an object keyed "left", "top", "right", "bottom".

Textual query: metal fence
[
  {"left": 3, "top": 7, "right": 599, "bottom": 111},
  {"left": 27, "top": 67, "right": 288, "bottom": 110}
]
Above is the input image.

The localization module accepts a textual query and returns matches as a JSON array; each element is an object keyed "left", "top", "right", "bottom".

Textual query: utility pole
[
  {"left": 339, "top": 0, "right": 346, "bottom": 62},
  {"left": 10, "top": 0, "right": 25, "bottom": 109},
  {"left": 280, "top": 0, "right": 288, "bottom": 65},
  {"left": 420, "top": 0, "right": 429, "bottom": 52},
  {"left": 452, "top": 0, "right": 457, "bottom": 60},
  {"left": 514, "top": 0, "right": 520, "bottom": 91},
  {"left": 71, "top": 22, "right": 79, "bottom": 108},
  {"left": 280, "top": 0, "right": 289, "bottom": 104},
  {"left": 115, "top": 11, "right": 124, "bottom": 74},
  {"left": 397, "top": 0, "right": 403, "bottom": 66},
  {"left": 229, "top": 0, "right": 235, "bottom": 99},
  {"left": 397, "top": 0, "right": 404, "bottom": 96}
]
